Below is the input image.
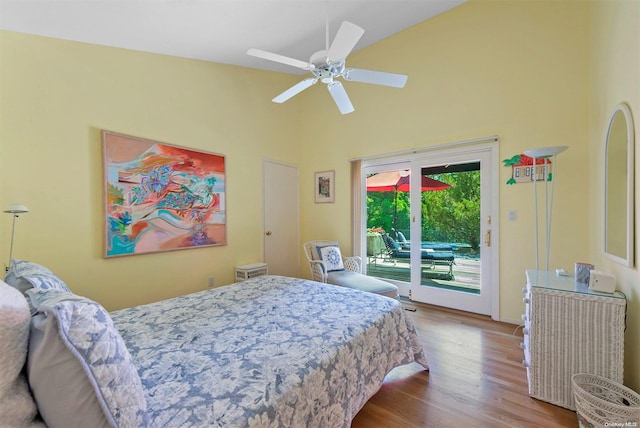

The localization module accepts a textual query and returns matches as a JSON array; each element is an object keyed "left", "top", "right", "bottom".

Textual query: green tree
[
  {"left": 367, "top": 171, "right": 480, "bottom": 251},
  {"left": 422, "top": 171, "right": 480, "bottom": 249}
]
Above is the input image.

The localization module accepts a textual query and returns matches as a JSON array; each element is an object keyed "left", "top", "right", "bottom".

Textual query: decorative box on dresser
[{"left": 522, "top": 269, "right": 626, "bottom": 410}]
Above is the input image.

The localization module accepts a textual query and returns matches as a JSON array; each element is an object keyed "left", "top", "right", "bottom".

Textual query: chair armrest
[
  {"left": 308, "top": 260, "right": 328, "bottom": 283},
  {"left": 343, "top": 256, "right": 361, "bottom": 273}
]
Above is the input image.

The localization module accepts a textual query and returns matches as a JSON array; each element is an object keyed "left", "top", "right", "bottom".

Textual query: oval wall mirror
[{"left": 604, "top": 102, "right": 635, "bottom": 266}]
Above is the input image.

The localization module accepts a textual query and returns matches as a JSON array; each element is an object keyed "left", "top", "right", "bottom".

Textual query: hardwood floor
[{"left": 351, "top": 300, "right": 578, "bottom": 428}]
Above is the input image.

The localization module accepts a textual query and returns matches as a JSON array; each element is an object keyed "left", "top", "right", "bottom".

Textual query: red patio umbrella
[
  {"left": 366, "top": 170, "right": 451, "bottom": 192},
  {"left": 366, "top": 170, "right": 451, "bottom": 231}
]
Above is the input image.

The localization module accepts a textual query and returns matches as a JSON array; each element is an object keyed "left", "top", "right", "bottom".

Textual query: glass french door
[{"left": 363, "top": 141, "right": 498, "bottom": 317}]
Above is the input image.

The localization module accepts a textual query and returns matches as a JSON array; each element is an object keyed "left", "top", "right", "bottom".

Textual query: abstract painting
[{"left": 102, "top": 131, "right": 226, "bottom": 257}]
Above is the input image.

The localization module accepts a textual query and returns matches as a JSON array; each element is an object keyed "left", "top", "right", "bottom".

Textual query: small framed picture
[{"left": 314, "top": 170, "right": 335, "bottom": 203}]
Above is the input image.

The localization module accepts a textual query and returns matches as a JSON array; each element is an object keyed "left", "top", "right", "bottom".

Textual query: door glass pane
[
  {"left": 365, "top": 168, "right": 411, "bottom": 282},
  {"left": 364, "top": 163, "right": 482, "bottom": 296},
  {"left": 419, "top": 163, "right": 481, "bottom": 293}
]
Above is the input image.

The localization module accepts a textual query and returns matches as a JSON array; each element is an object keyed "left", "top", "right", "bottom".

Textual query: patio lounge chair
[
  {"left": 303, "top": 240, "right": 399, "bottom": 298},
  {"left": 382, "top": 234, "right": 455, "bottom": 278}
]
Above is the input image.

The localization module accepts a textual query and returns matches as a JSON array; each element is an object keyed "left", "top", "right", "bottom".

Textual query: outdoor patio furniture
[
  {"left": 421, "top": 251, "right": 455, "bottom": 278},
  {"left": 304, "top": 240, "right": 399, "bottom": 298},
  {"left": 382, "top": 233, "right": 455, "bottom": 278},
  {"left": 366, "top": 232, "right": 386, "bottom": 264}
]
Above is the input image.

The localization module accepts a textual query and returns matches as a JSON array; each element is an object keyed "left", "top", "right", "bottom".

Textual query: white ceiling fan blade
[
  {"left": 343, "top": 68, "right": 408, "bottom": 88},
  {"left": 272, "top": 78, "right": 317, "bottom": 103},
  {"left": 327, "top": 21, "right": 365, "bottom": 62},
  {"left": 247, "top": 48, "right": 314, "bottom": 71},
  {"left": 327, "top": 81, "right": 354, "bottom": 114}
]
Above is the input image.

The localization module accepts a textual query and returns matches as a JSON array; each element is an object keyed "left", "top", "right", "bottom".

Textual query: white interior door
[{"left": 263, "top": 159, "right": 300, "bottom": 277}]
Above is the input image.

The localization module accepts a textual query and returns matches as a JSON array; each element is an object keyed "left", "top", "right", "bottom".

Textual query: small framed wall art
[
  {"left": 102, "top": 131, "right": 226, "bottom": 257},
  {"left": 314, "top": 170, "right": 335, "bottom": 203}
]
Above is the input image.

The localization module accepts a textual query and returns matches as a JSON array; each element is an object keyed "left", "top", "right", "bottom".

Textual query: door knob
[{"left": 265, "top": 231, "right": 272, "bottom": 236}]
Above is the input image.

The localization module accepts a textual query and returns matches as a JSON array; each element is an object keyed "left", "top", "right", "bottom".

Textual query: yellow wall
[
  {"left": 587, "top": 0, "right": 640, "bottom": 392},
  {"left": 297, "top": 0, "right": 639, "bottom": 389},
  {"left": 0, "top": 31, "right": 304, "bottom": 309},
  {"left": 300, "top": 0, "right": 591, "bottom": 316},
  {"left": 1, "top": 0, "right": 638, "bottom": 390}
]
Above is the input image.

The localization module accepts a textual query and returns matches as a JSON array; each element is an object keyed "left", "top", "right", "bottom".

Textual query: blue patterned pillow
[
  {"left": 317, "top": 245, "right": 345, "bottom": 272},
  {"left": 26, "top": 289, "right": 149, "bottom": 428},
  {"left": 5, "top": 259, "right": 71, "bottom": 294}
]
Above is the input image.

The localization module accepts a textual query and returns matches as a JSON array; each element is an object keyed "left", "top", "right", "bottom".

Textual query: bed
[{"left": 1, "top": 260, "right": 428, "bottom": 428}]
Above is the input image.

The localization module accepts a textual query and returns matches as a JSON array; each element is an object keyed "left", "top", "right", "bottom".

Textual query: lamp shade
[
  {"left": 3, "top": 204, "right": 29, "bottom": 214},
  {"left": 523, "top": 146, "right": 568, "bottom": 159}
]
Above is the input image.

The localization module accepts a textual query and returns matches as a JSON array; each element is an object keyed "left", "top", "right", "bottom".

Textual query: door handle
[
  {"left": 265, "top": 231, "right": 272, "bottom": 236},
  {"left": 484, "top": 230, "right": 491, "bottom": 247}
]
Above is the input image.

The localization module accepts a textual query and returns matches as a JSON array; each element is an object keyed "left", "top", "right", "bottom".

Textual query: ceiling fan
[{"left": 247, "top": 20, "right": 408, "bottom": 115}]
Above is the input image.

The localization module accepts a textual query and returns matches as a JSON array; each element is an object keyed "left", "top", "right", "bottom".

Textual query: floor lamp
[
  {"left": 4, "top": 203, "right": 29, "bottom": 275},
  {"left": 523, "top": 146, "right": 567, "bottom": 272}
]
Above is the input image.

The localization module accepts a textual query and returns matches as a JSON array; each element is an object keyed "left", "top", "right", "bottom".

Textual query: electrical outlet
[{"left": 208, "top": 276, "right": 215, "bottom": 287}]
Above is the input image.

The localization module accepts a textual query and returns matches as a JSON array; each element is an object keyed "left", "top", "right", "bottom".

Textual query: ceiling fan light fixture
[{"left": 247, "top": 20, "right": 407, "bottom": 114}]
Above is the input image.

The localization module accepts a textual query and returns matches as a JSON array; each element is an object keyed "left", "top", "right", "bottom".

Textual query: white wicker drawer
[
  {"left": 524, "top": 270, "right": 626, "bottom": 411},
  {"left": 235, "top": 263, "right": 268, "bottom": 282}
]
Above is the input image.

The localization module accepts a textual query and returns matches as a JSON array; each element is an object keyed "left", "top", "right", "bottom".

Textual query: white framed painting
[{"left": 314, "top": 170, "right": 335, "bottom": 203}]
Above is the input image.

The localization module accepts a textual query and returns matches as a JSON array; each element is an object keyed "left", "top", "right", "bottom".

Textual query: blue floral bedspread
[{"left": 110, "top": 275, "right": 428, "bottom": 427}]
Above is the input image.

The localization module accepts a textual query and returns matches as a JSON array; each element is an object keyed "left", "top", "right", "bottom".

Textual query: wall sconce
[{"left": 4, "top": 203, "right": 29, "bottom": 275}]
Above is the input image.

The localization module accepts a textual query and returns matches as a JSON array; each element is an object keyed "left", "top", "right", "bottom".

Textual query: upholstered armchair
[
  {"left": 303, "top": 240, "right": 361, "bottom": 282},
  {"left": 303, "top": 240, "right": 398, "bottom": 298}
]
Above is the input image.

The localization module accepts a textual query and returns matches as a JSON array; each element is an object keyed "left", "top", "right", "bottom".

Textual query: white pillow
[
  {"left": 26, "top": 289, "right": 148, "bottom": 428},
  {"left": 0, "top": 281, "right": 42, "bottom": 427},
  {"left": 317, "top": 245, "right": 345, "bottom": 272}
]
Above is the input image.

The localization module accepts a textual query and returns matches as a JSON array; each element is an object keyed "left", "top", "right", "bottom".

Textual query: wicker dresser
[{"left": 522, "top": 269, "right": 626, "bottom": 410}]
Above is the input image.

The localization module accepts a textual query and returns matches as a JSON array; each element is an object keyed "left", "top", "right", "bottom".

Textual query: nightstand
[{"left": 235, "top": 263, "right": 268, "bottom": 282}]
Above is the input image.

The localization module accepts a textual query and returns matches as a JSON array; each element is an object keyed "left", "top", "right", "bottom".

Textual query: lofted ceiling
[{"left": 0, "top": 0, "right": 466, "bottom": 74}]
